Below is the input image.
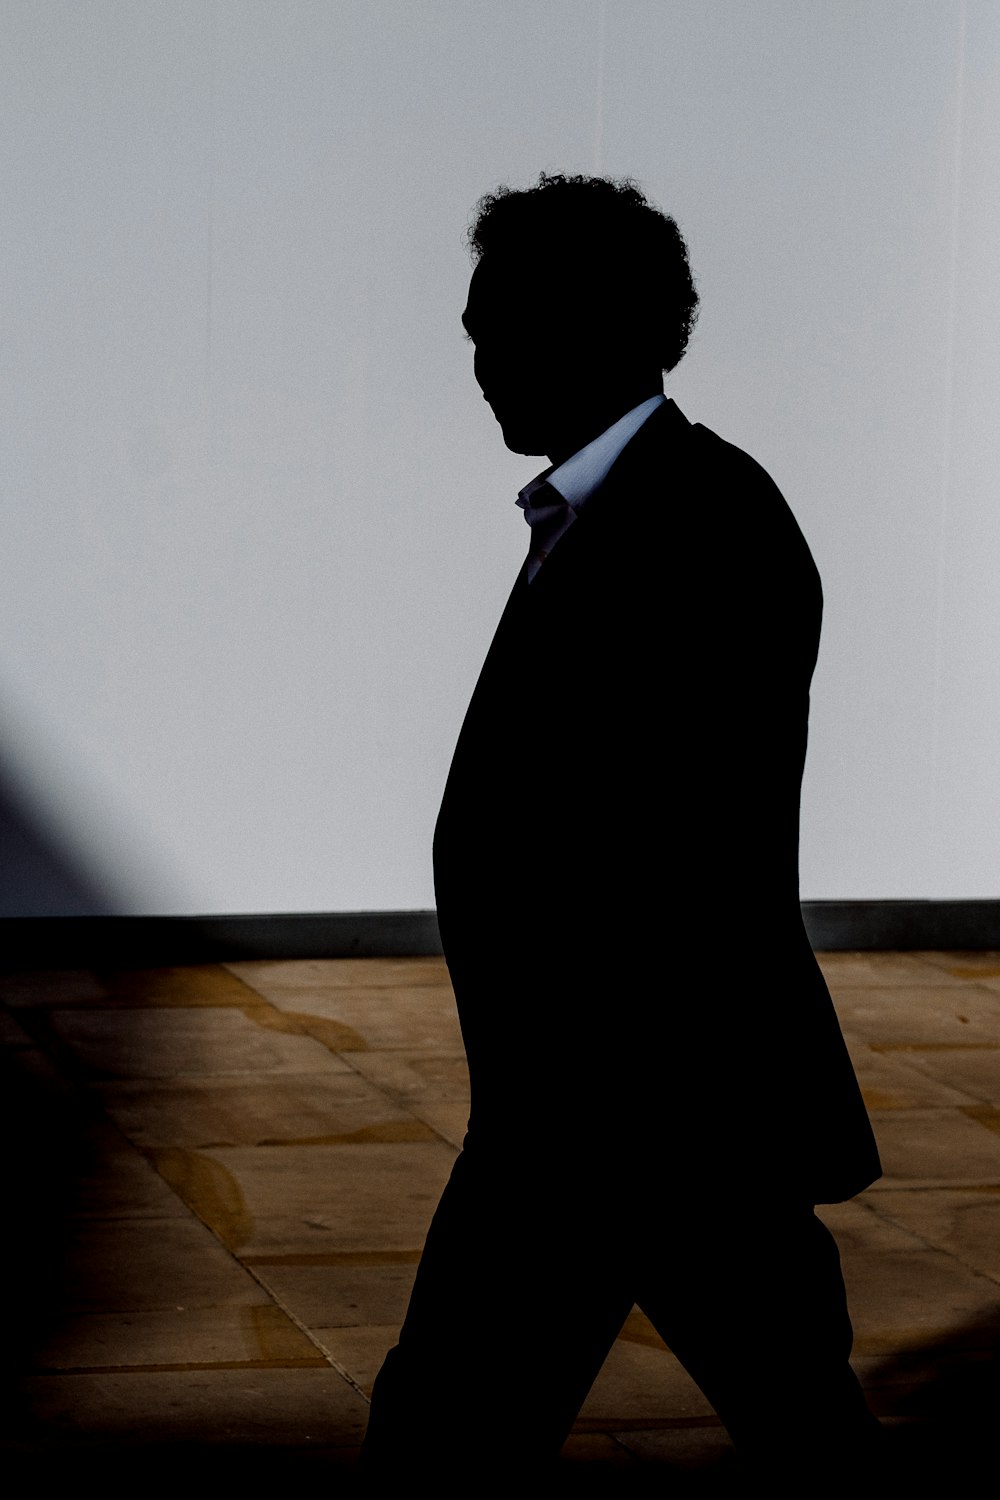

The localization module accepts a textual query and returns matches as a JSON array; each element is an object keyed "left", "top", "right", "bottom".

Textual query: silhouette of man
[{"left": 360, "top": 173, "right": 883, "bottom": 1483}]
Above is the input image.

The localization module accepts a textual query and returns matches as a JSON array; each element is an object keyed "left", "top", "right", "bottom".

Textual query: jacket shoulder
[
  {"left": 588, "top": 403, "right": 819, "bottom": 577},
  {"left": 687, "top": 421, "right": 821, "bottom": 585}
]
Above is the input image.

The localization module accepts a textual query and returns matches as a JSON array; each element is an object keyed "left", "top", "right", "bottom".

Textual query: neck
[{"left": 545, "top": 383, "right": 663, "bottom": 467}]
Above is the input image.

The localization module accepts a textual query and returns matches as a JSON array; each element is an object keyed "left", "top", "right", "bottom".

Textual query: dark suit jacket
[{"left": 434, "top": 398, "right": 881, "bottom": 1204}]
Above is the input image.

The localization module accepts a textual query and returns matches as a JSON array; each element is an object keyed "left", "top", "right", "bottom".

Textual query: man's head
[{"left": 462, "top": 172, "right": 698, "bottom": 462}]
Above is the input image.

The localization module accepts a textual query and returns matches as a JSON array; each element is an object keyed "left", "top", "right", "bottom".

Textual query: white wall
[{"left": 2, "top": 0, "right": 997, "bottom": 914}]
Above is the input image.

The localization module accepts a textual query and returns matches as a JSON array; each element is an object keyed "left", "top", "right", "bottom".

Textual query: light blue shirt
[{"left": 516, "top": 393, "right": 666, "bottom": 580}]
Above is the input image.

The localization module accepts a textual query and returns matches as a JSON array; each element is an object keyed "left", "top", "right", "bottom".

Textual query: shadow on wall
[{"left": 0, "top": 750, "right": 116, "bottom": 919}]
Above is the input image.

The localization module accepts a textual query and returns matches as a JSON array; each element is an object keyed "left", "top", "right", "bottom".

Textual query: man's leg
[
  {"left": 359, "top": 1140, "right": 635, "bottom": 1481},
  {"left": 635, "top": 1194, "right": 882, "bottom": 1475}
]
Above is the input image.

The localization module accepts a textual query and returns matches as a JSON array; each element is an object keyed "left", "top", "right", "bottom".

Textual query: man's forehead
[{"left": 464, "top": 254, "right": 561, "bottom": 328}]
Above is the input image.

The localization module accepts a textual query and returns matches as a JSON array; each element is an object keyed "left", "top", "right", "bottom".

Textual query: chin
[
  {"left": 496, "top": 415, "right": 548, "bottom": 457},
  {"left": 482, "top": 392, "right": 548, "bottom": 457}
]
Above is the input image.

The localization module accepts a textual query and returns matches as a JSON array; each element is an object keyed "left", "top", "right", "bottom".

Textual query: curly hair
[{"left": 467, "top": 172, "right": 699, "bottom": 373}]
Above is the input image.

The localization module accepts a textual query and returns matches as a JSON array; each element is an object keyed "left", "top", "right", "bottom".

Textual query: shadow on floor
[{"left": 1, "top": 992, "right": 997, "bottom": 1491}]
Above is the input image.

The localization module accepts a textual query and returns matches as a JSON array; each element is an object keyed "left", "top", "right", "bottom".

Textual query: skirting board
[{"left": 1, "top": 901, "right": 1000, "bottom": 968}]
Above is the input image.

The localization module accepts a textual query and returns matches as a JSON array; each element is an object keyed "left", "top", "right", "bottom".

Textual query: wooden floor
[{"left": 2, "top": 951, "right": 1000, "bottom": 1487}]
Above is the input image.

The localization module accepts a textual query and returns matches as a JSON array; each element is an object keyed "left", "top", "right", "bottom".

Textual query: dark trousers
[{"left": 359, "top": 1138, "right": 880, "bottom": 1480}]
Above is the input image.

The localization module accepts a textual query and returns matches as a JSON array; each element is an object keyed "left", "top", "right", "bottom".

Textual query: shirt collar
[{"left": 517, "top": 393, "right": 666, "bottom": 513}]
